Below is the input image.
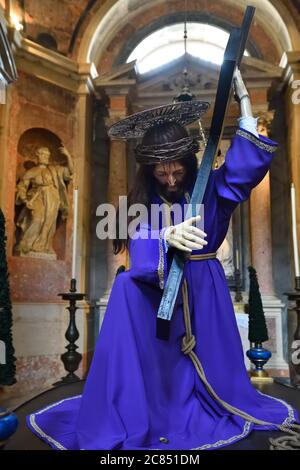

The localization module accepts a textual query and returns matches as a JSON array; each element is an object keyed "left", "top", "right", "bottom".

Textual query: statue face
[
  {"left": 153, "top": 161, "right": 186, "bottom": 190},
  {"left": 36, "top": 147, "right": 51, "bottom": 165},
  {"left": 153, "top": 160, "right": 186, "bottom": 201}
]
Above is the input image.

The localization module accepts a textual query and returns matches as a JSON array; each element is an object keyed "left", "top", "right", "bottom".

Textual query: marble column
[
  {"left": 249, "top": 113, "right": 275, "bottom": 295},
  {"left": 283, "top": 51, "right": 300, "bottom": 280},
  {"left": 280, "top": 51, "right": 300, "bottom": 376},
  {"left": 103, "top": 92, "right": 129, "bottom": 300},
  {"left": 247, "top": 113, "right": 289, "bottom": 375},
  {"left": 106, "top": 138, "right": 128, "bottom": 291}
]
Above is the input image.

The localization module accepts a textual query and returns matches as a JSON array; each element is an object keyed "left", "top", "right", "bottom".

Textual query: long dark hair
[{"left": 113, "top": 122, "right": 198, "bottom": 254}]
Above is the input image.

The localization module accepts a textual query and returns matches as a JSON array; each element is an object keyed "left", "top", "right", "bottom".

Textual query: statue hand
[
  {"left": 164, "top": 215, "right": 208, "bottom": 253},
  {"left": 233, "top": 68, "right": 249, "bottom": 102},
  {"left": 25, "top": 200, "right": 33, "bottom": 210},
  {"left": 59, "top": 146, "right": 72, "bottom": 159}
]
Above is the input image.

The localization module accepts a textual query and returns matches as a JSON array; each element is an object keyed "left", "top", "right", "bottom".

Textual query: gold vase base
[
  {"left": 233, "top": 302, "right": 245, "bottom": 313},
  {"left": 0, "top": 439, "right": 7, "bottom": 448},
  {"left": 249, "top": 370, "right": 274, "bottom": 383}
]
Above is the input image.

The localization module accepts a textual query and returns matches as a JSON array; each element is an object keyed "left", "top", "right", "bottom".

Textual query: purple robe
[{"left": 27, "top": 128, "right": 299, "bottom": 450}]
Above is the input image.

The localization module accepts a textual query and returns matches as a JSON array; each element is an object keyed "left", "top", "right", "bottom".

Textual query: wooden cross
[{"left": 156, "top": 6, "right": 256, "bottom": 341}]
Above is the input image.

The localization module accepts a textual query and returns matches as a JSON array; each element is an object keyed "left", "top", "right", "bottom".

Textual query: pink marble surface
[
  {"left": 250, "top": 174, "right": 274, "bottom": 295},
  {"left": 9, "top": 256, "right": 70, "bottom": 302},
  {"left": 3, "top": 71, "right": 78, "bottom": 302},
  {"left": 0, "top": 353, "right": 85, "bottom": 409}
]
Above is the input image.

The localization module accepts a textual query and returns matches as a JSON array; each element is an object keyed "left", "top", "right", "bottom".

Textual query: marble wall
[
  {"left": 13, "top": 302, "right": 85, "bottom": 392},
  {"left": 0, "top": 69, "right": 89, "bottom": 391}
]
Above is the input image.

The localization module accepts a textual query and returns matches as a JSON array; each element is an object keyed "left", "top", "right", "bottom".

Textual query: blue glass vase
[
  {"left": 246, "top": 342, "right": 272, "bottom": 378},
  {"left": 0, "top": 407, "right": 18, "bottom": 448}
]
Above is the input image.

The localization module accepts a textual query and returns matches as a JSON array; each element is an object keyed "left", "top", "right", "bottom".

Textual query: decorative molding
[
  {"left": 281, "top": 50, "right": 300, "bottom": 85},
  {"left": 9, "top": 28, "right": 98, "bottom": 94},
  {"left": 242, "top": 56, "right": 283, "bottom": 77},
  {"left": 94, "top": 60, "right": 136, "bottom": 83},
  {"left": 94, "top": 61, "right": 137, "bottom": 100}
]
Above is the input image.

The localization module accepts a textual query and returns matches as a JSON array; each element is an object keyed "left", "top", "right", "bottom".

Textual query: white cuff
[
  {"left": 238, "top": 116, "right": 259, "bottom": 138},
  {"left": 162, "top": 226, "right": 171, "bottom": 252}
]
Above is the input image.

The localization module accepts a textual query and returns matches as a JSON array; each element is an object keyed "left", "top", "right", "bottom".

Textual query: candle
[
  {"left": 291, "top": 183, "right": 300, "bottom": 277},
  {"left": 235, "top": 246, "right": 240, "bottom": 269},
  {"left": 71, "top": 187, "right": 78, "bottom": 279}
]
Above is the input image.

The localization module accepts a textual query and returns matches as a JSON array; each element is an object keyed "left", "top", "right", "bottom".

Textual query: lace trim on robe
[
  {"left": 157, "top": 192, "right": 191, "bottom": 289},
  {"left": 28, "top": 395, "right": 81, "bottom": 450},
  {"left": 236, "top": 129, "right": 277, "bottom": 154},
  {"left": 158, "top": 228, "right": 166, "bottom": 289},
  {"left": 27, "top": 392, "right": 297, "bottom": 450}
]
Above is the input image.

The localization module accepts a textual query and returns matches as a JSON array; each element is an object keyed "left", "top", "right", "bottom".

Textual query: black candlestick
[
  {"left": 274, "top": 276, "right": 300, "bottom": 388},
  {"left": 53, "top": 278, "right": 85, "bottom": 387}
]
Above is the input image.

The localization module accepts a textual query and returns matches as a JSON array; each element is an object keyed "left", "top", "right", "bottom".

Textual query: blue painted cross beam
[{"left": 156, "top": 6, "right": 256, "bottom": 341}]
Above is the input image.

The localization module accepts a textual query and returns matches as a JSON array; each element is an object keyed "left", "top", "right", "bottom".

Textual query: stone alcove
[{"left": 14, "top": 127, "right": 72, "bottom": 261}]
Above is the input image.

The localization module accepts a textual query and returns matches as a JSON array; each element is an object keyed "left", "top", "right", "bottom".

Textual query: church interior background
[{"left": 0, "top": 0, "right": 300, "bottom": 412}]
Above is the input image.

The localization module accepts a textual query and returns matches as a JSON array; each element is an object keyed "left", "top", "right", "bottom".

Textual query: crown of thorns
[{"left": 135, "top": 136, "right": 200, "bottom": 164}]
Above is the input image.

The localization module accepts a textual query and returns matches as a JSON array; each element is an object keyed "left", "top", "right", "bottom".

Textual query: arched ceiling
[{"left": 76, "top": 0, "right": 300, "bottom": 70}]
